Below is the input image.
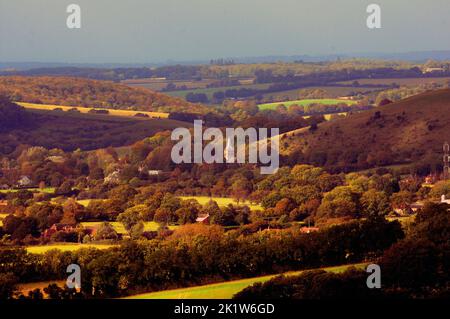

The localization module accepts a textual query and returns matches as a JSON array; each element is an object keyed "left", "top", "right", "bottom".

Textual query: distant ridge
[{"left": 2, "top": 50, "right": 450, "bottom": 71}]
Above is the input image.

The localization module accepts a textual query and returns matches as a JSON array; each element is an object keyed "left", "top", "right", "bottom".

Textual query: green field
[
  {"left": 179, "top": 196, "right": 263, "bottom": 211},
  {"left": 80, "top": 221, "right": 179, "bottom": 235},
  {"left": 126, "top": 263, "right": 367, "bottom": 299},
  {"left": 258, "top": 98, "right": 358, "bottom": 110},
  {"left": 26, "top": 243, "right": 116, "bottom": 254},
  {"left": 166, "top": 83, "right": 272, "bottom": 101},
  {"left": 0, "top": 187, "right": 55, "bottom": 194},
  {"left": 17, "top": 102, "right": 169, "bottom": 119},
  {"left": 0, "top": 213, "right": 8, "bottom": 227},
  {"left": 76, "top": 199, "right": 92, "bottom": 207},
  {"left": 260, "top": 86, "right": 381, "bottom": 101}
]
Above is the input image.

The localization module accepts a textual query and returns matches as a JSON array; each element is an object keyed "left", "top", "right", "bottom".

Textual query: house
[
  {"left": 423, "top": 174, "right": 439, "bottom": 186},
  {"left": 43, "top": 224, "right": 77, "bottom": 238},
  {"left": 46, "top": 156, "right": 65, "bottom": 164},
  {"left": 300, "top": 226, "right": 319, "bottom": 234},
  {"left": 196, "top": 214, "right": 210, "bottom": 224},
  {"left": 104, "top": 170, "right": 121, "bottom": 184},
  {"left": 17, "top": 176, "right": 32, "bottom": 187},
  {"left": 410, "top": 202, "right": 424, "bottom": 212},
  {"left": 441, "top": 195, "right": 450, "bottom": 205},
  {"left": 423, "top": 67, "right": 445, "bottom": 73}
]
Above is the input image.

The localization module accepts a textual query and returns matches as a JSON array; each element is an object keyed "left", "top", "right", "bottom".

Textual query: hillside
[
  {"left": 0, "top": 99, "right": 190, "bottom": 155},
  {"left": 282, "top": 89, "right": 450, "bottom": 172},
  {"left": 0, "top": 76, "right": 209, "bottom": 114}
]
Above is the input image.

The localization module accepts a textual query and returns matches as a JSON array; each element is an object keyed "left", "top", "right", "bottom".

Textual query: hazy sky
[{"left": 1, "top": 0, "right": 450, "bottom": 63}]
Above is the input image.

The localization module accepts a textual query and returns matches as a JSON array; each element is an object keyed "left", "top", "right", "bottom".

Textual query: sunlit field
[
  {"left": 80, "top": 221, "right": 179, "bottom": 234},
  {"left": 26, "top": 243, "right": 116, "bottom": 254},
  {"left": 258, "top": 98, "right": 358, "bottom": 110},
  {"left": 127, "top": 263, "right": 367, "bottom": 299},
  {"left": 0, "top": 187, "right": 55, "bottom": 194},
  {"left": 179, "top": 196, "right": 263, "bottom": 211},
  {"left": 17, "top": 102, "right": 170, "bottom": 119}
]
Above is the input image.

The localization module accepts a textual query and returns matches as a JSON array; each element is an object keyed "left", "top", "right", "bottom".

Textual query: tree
[
  {"left": 316, "top": 186, "right": 360, "bottom": 221},
  {"left": 61, "top": 199, "right": 84, "bottom": 225},
  {"left": 117, "top": 209, "right": 141, "bottom": 234},
  {"left": 360, "top": 189, "right": 391, "bottom": 218},
  {"left": 95, "top": 222, "right": 118, "bottom": 241},
  {"left": 0, "top": 272, "right": 18, "bottom": 299}
]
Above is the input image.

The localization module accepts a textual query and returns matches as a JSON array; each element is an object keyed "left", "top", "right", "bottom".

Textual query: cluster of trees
[
  {"left": 0, "top": 97, "right": 33, "bottom": 132},
  {"left": 0, "top": 217, "right": 403, "bottom": 299},
  {"left": 0, "top": 131, "right": 435, "bottom": 239},
  {"left": 0, "top": 76, "right": 208, "bottom": 114},
  {"left": 235, "top": 202, "right": 449, "bottom": 299},
  {"left": 375, "top": 81, "right": 450, "bottom": 105}
]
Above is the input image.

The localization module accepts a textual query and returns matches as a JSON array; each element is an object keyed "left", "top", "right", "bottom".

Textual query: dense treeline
[
  {"left": 234, "top": 202, "right": 449, "bottom": 299},
  {"left": 0, "top": 217, "right": 403, "bottom": 298},
  {"left": 0, "top": 76, "right": 209, "bottom": 114},
  {"left": 0, "top": 96, "right": 34, "bottom": 132}
]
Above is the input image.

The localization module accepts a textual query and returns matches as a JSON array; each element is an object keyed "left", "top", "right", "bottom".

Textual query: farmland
[
  {"left": 0, "top": 187, "right": 55, "bottom": 194},
  {"left": 126, "top": 263, "right": 367, "bottom": 299},
  {"left": 337, "top": 77, "right": 450, "bottom": 87},
  {"left": 179, "top": 196, "right": 263, "bottom": 211},
  {"left": 25, "top": 243, "right": 116, "bottom": 254},
  {"left": 80, "top": 221, "right": 179, "bottom": 235},
  {"left": 0, "top": 213, "right": 8, "bottom": 226},
  {"left": 166, "top": 83, "right": 272, "bottom": 100},
  {"left": 258, "top": 98, "right": 358, "bottom": 110},
  {"left": 261, "top": 85, "right": 382, "bottom": 101},
  {"left": 0, "top": 104, "right": 189, "bottom": 153},
  {"left": 303, "top": 112, "right": 348, "bottom": 121},
  {"left": 17, "top": 102, "right": 169, "bottom": 119}
]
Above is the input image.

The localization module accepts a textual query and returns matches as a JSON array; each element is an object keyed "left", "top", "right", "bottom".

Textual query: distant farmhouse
[{"left": 17, "top": 175, "right": 32, "bottom": 188}]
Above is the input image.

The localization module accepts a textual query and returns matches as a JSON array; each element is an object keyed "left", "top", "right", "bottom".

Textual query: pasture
[
  {"left": 0, "top": 187, "right": 55, "bottom": 194},
  {"left": 303, "top": 112, "right": 348, "bottom": 121},
  {"left": 80, "top": 221, "right": 179, "bottom": 235},
  {"left": 261, "top": 85, "right": 381, "bottom": 101},
  {"left": 0, "top": 213, "right": 8, "bottom": 226},
  {"left": 126, "top": 263, "right": 367, "bottom": 299},
  {"left": 336, "top": 77, "right": 450, "bottom": 87},
  {"left": 26, "top": 243, "right": 116, "bottom": 254},
  {"left": 258, "top": 98, "right": 358, "bottom": 110},
  {"left": 166, "top": 83, "right": 272, "bottom": 100},
  {"left": 17, "top": 102, "right": 169, "bottom": 119},
  {"left": 179, "top": 196, "right": 263, "bottom": 211}
]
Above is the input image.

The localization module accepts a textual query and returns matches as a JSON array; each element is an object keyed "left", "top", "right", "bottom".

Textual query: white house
[
  {"left": 441, "top": 195, "right": 450, "bottom": 205},
  {"left": 18, "top": 176, "right": 32, "bottom": 187}
]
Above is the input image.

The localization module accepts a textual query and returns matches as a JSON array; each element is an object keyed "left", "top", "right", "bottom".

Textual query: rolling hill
[
  {"left": 0, "top": 76, "right": 209, "bottom": 114},
  {"left": 0, "top": 98, "right": 190, "bottom": 154},
  {"left": 282, "top": 89, "right": 450, "bottom": 172}
]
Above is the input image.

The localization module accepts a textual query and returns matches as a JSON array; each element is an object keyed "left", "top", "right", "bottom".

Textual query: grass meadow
[
  {"left": 25, "top": 243, "right": 116, "bottom": 254},
  {"left": 17, "top": 102, "right": 170, "bottom": 119},
  {"left": 126, "top": 263, "right": 367, "bottom": 299},
  {"left": 179, "top": 196, "right": 263, "bottom": 211},
  {"left": 258, "top": 98, "right": 358, "bottom": 110}
]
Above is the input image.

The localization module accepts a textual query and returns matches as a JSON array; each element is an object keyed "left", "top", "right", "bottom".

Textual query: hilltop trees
[{"left": 0, "top": 96, "right": 33, "bottom": 132}]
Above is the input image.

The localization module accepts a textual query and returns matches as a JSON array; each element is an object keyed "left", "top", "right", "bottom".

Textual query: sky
[{"left": 1, "top": 0, "right": 450, "bottom": 63}]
